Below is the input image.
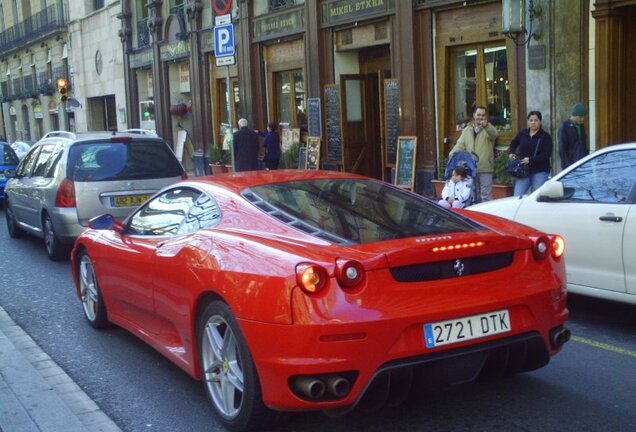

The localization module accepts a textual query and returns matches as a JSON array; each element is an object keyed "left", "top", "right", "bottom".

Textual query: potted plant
[
  {"left": 493, "top": 150, "right": 514, "bottom": 198},
  {"left": 432, "top": 155, "right": 449, "bottom": 197},
  {"left": 281, "top": 141, "right": 302, "bottom": 169},
  {"left": 208, "top": 144, "right": 232, "bottom": 174}
]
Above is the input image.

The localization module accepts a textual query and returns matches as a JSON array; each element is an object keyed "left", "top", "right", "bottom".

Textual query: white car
[
  {"left": 11, "top": 141, "right": 32, "bottom": 160},
  {"left": 470, "top": 143, "right": 636, "bottom": 305}
]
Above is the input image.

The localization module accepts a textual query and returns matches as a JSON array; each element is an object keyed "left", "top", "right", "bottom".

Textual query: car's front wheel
[
  {"left": 78, "top": 251, "right": 109, "bottom": 329},
  {"left": 198, "top": 301, "right": 278, "bottom": 432},
  {"left": 5, "top": 200, "right": 25, "bottom": 238},
  {"left": 43, "top": 213, "right": 69, "bottom": 261}
]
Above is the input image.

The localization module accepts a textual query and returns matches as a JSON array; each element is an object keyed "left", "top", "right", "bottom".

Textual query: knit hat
[{"left": 571, "top": 103, "right": 587, "bottom": 117}]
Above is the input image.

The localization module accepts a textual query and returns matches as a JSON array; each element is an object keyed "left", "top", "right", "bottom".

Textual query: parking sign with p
[{"left": 214, "top": 24, "right": 235, "bottom": 57}]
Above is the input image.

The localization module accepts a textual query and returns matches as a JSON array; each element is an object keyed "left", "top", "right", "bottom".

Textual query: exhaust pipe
[
  {"left": 293, "top": 376, "right": 326, "bottom": 400},
  {"left": 550, "top": 327, "right": 571, "bottom": 349},
  {"left": 324, "top": 374, "right": 351, "bottom": 398}
]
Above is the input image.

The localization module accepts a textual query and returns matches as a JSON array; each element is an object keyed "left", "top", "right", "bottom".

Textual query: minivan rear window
[
  {"left": 1, "top": 144, "right": 19, "bottom": 165},
  {"left": 67, "top": 140, "right": 183, "bottom": 181}
]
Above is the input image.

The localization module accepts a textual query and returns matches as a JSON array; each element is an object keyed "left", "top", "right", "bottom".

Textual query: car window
[
  {"left": 560, "top": 149, "right": 636, "bottom": 203},
  {"left": 32, "top": 144, "right": 64, "bottom": 178},
  {"left": 1, "top": 145, "right": 19, "bottom": 165},
  {"left": 245, "top": 179, "right": 480, "bottom": 244},
  {"left": 127, "top": 188, "right": 201, "bottom": 236},
  {"left": 16, "top": 146, "right": 40, "bottom": 177},
  {"left": 67, "top": 140, "right": 183, "bottom": 182},
  {"left": 178, "top": 193, "right": 222, "bottom": 235}
]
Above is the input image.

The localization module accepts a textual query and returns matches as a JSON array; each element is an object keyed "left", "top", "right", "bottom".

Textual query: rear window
[
  {"left": 1, "top": 145, "right": 19, "bottom": 165},
  {"left": 67, "top": 140, "right": 183, "bottom": 181},
  {"left": 244, "top": 179, "right": 480, "bottom": 244}
]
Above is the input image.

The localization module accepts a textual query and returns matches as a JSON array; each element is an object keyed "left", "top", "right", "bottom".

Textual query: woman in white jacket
[{"left": 438, "top": 166, "right": 473, "bottom": 209}]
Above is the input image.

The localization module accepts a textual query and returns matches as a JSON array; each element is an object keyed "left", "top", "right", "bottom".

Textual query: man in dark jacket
[
  {"left": 232, "top": 118, "right": 259, "bottom": 172},
  {"left": 558, "top": 103, "right": 588, "bottom": 170}
]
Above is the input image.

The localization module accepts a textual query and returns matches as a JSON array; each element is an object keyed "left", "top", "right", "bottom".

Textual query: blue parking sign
[{"left": 214, "top": 24, "right": 235, "bottom": 57}]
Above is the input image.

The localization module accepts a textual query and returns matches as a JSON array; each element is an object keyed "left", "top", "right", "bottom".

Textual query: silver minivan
[{"left": 4, "top": 131, "right": 186, "bottom": 260}]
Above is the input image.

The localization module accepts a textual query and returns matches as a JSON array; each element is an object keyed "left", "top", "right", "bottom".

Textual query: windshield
[
  {"left": 245, "top": 179, "right": 480, "bottom": 244},
  {"left": 67, "top": 140, "right": 183, "bottom": 181}
]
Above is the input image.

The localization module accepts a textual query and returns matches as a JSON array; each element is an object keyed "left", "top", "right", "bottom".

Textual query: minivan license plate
[
  {"left": 112, "top": 194, "right": 151, "bottom": 207},
  {"left": 424, "top": 309, "right": 511, "bottom": 348}
]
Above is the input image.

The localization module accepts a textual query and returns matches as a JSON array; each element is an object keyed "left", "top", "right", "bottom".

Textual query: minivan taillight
[{"left": 55, "top": 178, "right": 76, "bottom": 207}]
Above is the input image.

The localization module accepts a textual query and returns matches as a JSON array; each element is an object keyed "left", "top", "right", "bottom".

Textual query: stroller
[{"left": 442, "top": 151, "right": 478, "bottom": 207}]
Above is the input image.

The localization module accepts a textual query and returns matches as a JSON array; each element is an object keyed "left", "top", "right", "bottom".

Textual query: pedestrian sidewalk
[{"left": 0, "top": 305, "right": 122, "bottom": 432}]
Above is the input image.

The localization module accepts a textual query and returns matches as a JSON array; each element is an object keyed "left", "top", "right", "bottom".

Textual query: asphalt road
[{"left": 1, "top": 208, "right": 635, "bottom": 432}]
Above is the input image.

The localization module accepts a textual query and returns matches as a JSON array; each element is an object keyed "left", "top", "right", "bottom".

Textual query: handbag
[
  {"left": 506, "top": 157, "right": 529, "bottom": 178},
  {"left": 506, "top": 138, "right": 541, "bottom": 179}
]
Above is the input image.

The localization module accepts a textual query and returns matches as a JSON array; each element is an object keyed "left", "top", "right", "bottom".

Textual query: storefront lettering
[
  {"left": 160, "top": 41, "right": 190, "bottom": 61},
  {"left": 254, "top": 11, "right": 302, "bottom": 40},
  {"left": 329, "top": 0, "right": 385, "bottom": 18}
]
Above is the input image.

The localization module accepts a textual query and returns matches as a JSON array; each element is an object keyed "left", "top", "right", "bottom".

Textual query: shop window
[
  {"left": 275, "top": 69, "right": 306, "bottom": 132},
  {"left": 217, "top": 77, "right": 240, "bottom": 127},
  {"left": 451, "top": 44, "right": 511, "bottom": 132}
]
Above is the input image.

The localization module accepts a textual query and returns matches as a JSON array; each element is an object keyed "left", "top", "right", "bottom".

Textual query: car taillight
[
  {"left": 335, "top": 258, "right": 365, "bottom": 288},
  {"left": 55, "top": 178, "right": 76, "bottom": 207},
  {"left": 532, "top": 235, "right": 564, "bottom": 260},
  {"left": 181, "top": 171, "right": 188, "bottom": 180},
  {"left": 296, "top": 263, "right": 328, "bottom": 294},
  {"left": 551, "top": 235, "right": 565, "bottom": 259}
]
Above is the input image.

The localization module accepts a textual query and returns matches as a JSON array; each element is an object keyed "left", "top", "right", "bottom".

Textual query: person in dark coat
[
  {"left": 508, "top": 111, "right": 553, "bottom": 196},
  {"left": 558, "top": 102, "right": 588, "bottom": 170},
  {"left": 257, "top": 122, "right": 281, "bottom": 170},
  {"left": 232, "top": 118, "right": 259, "bottom": 172}
]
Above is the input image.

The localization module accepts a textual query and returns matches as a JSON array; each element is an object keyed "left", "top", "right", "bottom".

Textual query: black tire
[
  {"left": 198, "top": 301, "right": 278, "bottom": 432},
  {"left": 43, "top": 212, "right": 70, "bottom": 261},
  {"left": 77, "top": 251, "right": 109, "bottom": 329},
  {"left": 5, "top": 200, "right": 25, "bottom": 238}
]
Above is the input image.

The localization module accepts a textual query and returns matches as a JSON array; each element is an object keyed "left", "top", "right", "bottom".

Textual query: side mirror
[
  {"left": 537, "top": 181, "right": 564, "bottom": 201},
  {"left": 88, "top": 214, "right": 124, "bottom": 233},
  {"left": 4, "top": 169, "right": 16, "bottom": 179}
]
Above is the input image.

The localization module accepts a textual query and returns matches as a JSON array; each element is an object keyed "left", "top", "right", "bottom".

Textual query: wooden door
[{"left": 340, "top": 74, "right": 382, "bottom": 178}]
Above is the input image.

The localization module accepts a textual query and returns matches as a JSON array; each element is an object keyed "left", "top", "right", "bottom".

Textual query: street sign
[
  {"left": 215, "top": 14, "right": 231, "bottom": 26},
  {"left": 215, "top": 55, "right": 236, "bottom": 67},
  {"left": 214, "top": 24, "right": 235, "bottom": 57},
  {"left": 213, "top": 0, "right": 232, "bottom": 16}
]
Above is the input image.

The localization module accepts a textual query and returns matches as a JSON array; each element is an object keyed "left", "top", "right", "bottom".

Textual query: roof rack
[{"left": 42, "top": 131, "right": 77, "bottom": 139}]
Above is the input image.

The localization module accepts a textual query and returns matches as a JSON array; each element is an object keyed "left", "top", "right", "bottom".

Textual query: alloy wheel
[{"left": 79, "top": 254, "right": 99, "bottom": 322}]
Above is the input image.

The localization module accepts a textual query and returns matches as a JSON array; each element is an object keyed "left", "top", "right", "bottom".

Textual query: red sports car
[{"left": 71, "top": 170, "right": 569, "bottom": 431}]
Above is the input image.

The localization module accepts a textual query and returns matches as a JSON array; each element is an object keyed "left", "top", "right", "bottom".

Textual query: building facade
[{"left": 3, "top": 0, "right": 634, "bottom": 197}]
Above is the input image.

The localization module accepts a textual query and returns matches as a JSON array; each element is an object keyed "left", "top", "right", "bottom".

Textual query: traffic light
[{"left": 57, "top": 78, "right": 68, "bottom": 102}]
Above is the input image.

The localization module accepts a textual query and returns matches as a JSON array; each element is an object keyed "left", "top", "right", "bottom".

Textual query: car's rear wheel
[
  {"left": 198, "top": 301, "right": 278, "bottom": 432},
  {"left": 78, "top": 251, "right": 109, "bottom": 329},
  {"left": 43, "top": 213, "right": 69, "bottom": 261},
  {"left": 5, "top": 200, "right": 25, "bottom": 238}
]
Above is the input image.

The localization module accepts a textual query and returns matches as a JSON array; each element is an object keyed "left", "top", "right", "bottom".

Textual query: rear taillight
[
  {"left": 181, "top": 171, "right": 188, "bottom": 180},
  {"left": 296, "top": 263, "right": 328, "bottom": 294},
  {"left": 532, "top": 235, "right": 564, "bottom": 260},
  {"left": 551, "top": 235, "right": 565, "bottom": 259},
  {"left": 335, "top": 258, "right": 365, "bottom": 288},
  {"left": 55, "top": 178, "right": 76, "bottom": 207}
]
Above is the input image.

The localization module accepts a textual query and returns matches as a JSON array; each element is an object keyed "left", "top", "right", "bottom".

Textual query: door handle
[{"left": 599, "top": 215, "right": 623, "bottom": 222}]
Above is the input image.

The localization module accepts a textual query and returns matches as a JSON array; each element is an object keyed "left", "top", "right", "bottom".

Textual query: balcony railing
[{"left": 0, "top": 3, "right": 67, "bottom": 53}]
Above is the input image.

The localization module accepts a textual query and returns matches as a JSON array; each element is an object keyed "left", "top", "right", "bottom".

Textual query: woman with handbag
[{"left": 508, "top": 111, "right": 553, "bottom": 196}]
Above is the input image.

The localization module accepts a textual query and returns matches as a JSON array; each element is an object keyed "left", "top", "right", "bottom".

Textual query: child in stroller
[{"left": 438, "top": 151, "right": 477, "bottom": 208}]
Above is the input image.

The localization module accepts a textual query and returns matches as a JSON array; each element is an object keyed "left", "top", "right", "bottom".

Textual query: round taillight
[
  {"left": 335, "top": 259, "right": 364, "bottom": 288},
  {"left": 532, "top": 236, "right": 550, "bottom": 260},
  {"left": 551, "top": 235, "right": 565, "bottom": 259},
  {"left": 296, "top": 263, "right": 327, "bottom": 294}
]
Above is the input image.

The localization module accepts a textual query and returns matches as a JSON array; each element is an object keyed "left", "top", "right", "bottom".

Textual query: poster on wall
[{"left": 179, "top": 63, "right": 190, "bottom": 93}]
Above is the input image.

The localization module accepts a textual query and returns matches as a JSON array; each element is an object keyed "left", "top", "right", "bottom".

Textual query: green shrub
[
  {"left": 281, "top": 142, "right": 302, "bottom": 169},
  {"left": 208, "top": 144, "right": 231, "bottom": 165}
]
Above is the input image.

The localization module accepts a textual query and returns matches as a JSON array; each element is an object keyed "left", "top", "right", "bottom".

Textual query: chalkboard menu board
[
  {"left": 307, "top": 98, "right": 322, "bottom": 138},
  {"left": 305, "top": 137, "right": 320, "bottom": 170},
  {"left": 395, "top": 136, "right": 417, "bottom": 190},
  {"left": 324, "top": 85, "right": 342, "bottom": 162},
  {"left": 298, "top": 146, "right": 307, "bottom": 169},
  {"left": 384, "top": 79, "right": 399, "bottom": 166}
]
